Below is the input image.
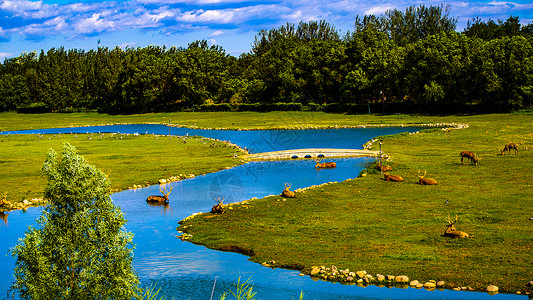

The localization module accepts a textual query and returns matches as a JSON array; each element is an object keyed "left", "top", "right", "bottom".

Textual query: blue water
[
  {"left": 0, "top": 125, "right": 525, "bottom": 299},
  {"left": 0, "top": 124, "right": 421, "bottom": 153}
]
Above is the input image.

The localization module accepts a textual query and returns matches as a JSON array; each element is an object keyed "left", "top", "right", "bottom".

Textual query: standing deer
[
  {"left": 443, "top": 215, "right": 471, "bottom": 238},
  {"left": 314, "top": 158, "right": 336, "bottom": 169},
  {"left": 501, "top": 143, "right": 518, "bottom": 155},
  {"left": 417, "top": 170, "right": 437, "bottom": 185},
  {"left": 383, "top": 173, "right": 404, "bottom": 182},
  {"left": 211, "top": 197, "right": 226, "bottom": 214},
  {"left": 146, "top": 186, "right": 173, "bottom": 203},
  {"left": 460, "top": 151, "right": 480, "bottom": 165},
  {"left": 281, "top": 183, "right": 296, "bottom": 198}
]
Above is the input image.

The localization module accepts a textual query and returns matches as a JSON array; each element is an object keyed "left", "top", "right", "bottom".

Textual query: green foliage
[
  {"left": 1, "top": 6, "right": 532, "bottom": 114},
  {"left": 219, "top": 277, "right": 257, "bottom": 300},
  {"left": 140, "top": 284, "right": 166, "bottom": 300},
  {"left": 10, "top": 143, "right": 141, "bottom": 299}
]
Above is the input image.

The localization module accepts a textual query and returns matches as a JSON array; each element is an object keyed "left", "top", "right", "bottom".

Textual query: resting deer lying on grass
[
  {"left": 375, "top": 162, "right": 392, "bottom": 172},
  {"left": 146, "top": 186, "right": 173, "bottom": 203},
  {"left": 314, "top": 158, "right": 336, "bottom": 169},
  {"left": 501, "top": 142, "right": 518, "bottom": 155},
  {"left": 443, "top": 215, "right": 471, "bottom": 238},
  {"left": 383, "top": 173, "right": 404, "bottom": 182},
  {"left": 460, "top": 151, "right": 480, "bottom": 165},
  {"left": 417, "top": 170, "right": 437, "bottom": 185},
  {"left": 211, "top": 197, "right": 226, "bottom": 214},
  {"left": 281, "top": 182, "right": 296, "bottom": 198}
]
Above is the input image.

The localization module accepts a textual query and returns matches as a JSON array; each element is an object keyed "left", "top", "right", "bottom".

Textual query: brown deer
[
  {"left": 376, "top": 162, "right": 392, "bottom": 172},
  {"left": 146, "top": 186, "right": 173, "bottom": 203},
  {"left": 0, "top": 192, "right": 6, "bottom": 207},
  {"left": 314, "top": 158, "right": 336, "bottom": 169},
  {"left": 501, "top": 142, "right": 518, "bottom": 155},
  {"left": 281, "top": 183, "right": 296, "bottom": 198},
  {"left": 417, "top": 170, "right": 437, "bottom": 185},
  {"left": 383, "top": 173, "right": 404, "bottom": 182},
  {"left": 211, "top": 197, "right": 226, "bottom": 214},
  {"left": 443, "top": 215, "right": 471, "bottom": 238},
  {"left": 460, "top": 151, "right": 480, "bottom": 165}
]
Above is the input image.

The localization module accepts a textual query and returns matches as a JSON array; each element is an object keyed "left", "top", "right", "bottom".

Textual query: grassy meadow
[
  {"left": 0, "top": 132, "right": 244, "bottom": 206},
  {"left": 176, "top": 112, "right": 533, "bottom": 294},
  {"left": 1, "top": 111, "right": 532, "bottom": 294}
]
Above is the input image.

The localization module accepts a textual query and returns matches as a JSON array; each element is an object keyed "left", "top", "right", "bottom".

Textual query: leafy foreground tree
[{"left": 10, "top": 143, "right": 141, "bottom": 299}]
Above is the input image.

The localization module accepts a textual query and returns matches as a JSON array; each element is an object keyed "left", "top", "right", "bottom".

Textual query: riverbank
[
  {"left": 177, "top": 112, "right": 533, "bottom": 294},
  {"left": 0, "top": 132, "right": 245, "bottom": 212},
  {"left": 0, "top": 111, "right": 493, "bottom": 132},
  {"left": 1, "top": 111, "right": 532, "bottom": 294}
]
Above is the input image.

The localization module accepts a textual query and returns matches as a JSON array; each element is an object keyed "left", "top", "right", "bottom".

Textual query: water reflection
[{"left": 0, "top": 211, "right": 8, "bottom": 225}]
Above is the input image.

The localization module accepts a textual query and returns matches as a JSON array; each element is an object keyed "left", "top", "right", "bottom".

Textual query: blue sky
[{"left": 1, "top": 0, "right": 532, "bottom": 60}]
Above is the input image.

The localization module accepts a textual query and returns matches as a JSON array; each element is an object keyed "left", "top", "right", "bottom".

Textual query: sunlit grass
[
  {"left": 178, "top": 112, "right": 533, "bottom": 293},
  {"left": 0, "top": 132, "right": 244, "bottom": 205}
]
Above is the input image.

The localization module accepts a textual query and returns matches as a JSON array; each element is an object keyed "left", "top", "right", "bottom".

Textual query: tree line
[{"left": 1, "top": 4, "right": 532, "bottom": 114}]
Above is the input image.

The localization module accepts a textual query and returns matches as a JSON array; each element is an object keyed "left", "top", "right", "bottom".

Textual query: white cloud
[
  {"left": 118, "top": 42, "right": 137, "bottom": 48},
  {"left": 209, "top": 30, "right": 224, "bottom": 37},
  {"left": 0, "top": 0, "right": 42, "bottom": 13},
  {"left": 177, "top": 9, "right": 235, "bottom": 23},
  {"left": 0, "top": 52, "right": 12, "bottom": 61},
  {"left": 75, "top": 13, "right": 116, "bottom": 34},
  {"left": 43, "top": 16, "right": 67, "bottom": 31},
  {"left": 364, "top": 5, "right": 394, "bottom": 16}
]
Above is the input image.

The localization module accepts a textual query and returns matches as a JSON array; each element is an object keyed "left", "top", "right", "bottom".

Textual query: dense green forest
[{"left": 1, "top": 4, "right": 532, "bottom": 114}]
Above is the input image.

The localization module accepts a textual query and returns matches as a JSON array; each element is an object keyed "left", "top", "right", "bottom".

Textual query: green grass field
[
  {"left": 176, "top": 112, "right": 533, "bottom": 294},
  {"left": 1, "top": 111, "right": 532, "bottom": 294},
  {"left": 0, "top": 132, "right": 244, "bottom": 206}
]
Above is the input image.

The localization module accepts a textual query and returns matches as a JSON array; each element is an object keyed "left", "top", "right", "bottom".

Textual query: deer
[
  {"left": 460, "top": 151, "right": 480, "bottom": 165},
  {"left": 211, "top": 197, "right": 226, "bottom": 214},
  {"left": 146, "top": 186, "right": 173, "bottom": 203},
  {"left": 383, "top": 173, "right": 404, "bottom": 182},
  {"left": 0, "top": 192, "right": 7, "bottom": 207},
  {"left": 281, "top": 183, "right": 296, "bottom": 198},
  {"left": 417, "top": 170, "right": 437, "bottom": 185},
  {"left": 314, "top": 157, "right": 336, "bottom": 169},
  {"left": 375, "top": 161, "right": 392, "bottom": 172},
  {"left": 443, "top": 215, "right": 471, "bottom": 238},
  {"left": 501, "top": 142, "right": 518, "bottom": 155}
]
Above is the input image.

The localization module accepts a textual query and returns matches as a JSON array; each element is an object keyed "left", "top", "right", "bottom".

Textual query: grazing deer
[
  {"left": 281, "top": 183, "right": 296, "bottom": 198},
  {"left": 443, "top": 215, "right": 471, "bottom": 238},
  {"left": 146, "top": 186, "right": 173, "bottom": 203},
  {"left": 501, "top": 142, "right": 518, "bottom": 155},
  {"left": 383, "top": 173, "right": 404, "bottom": 182},
  {"left": 211, "top": 197, "right": 226, "bottom": 214},
  {"left": 314, "top": 158, "right": 336, "bottom": 169},
  {"left": 376, "top": 162, "right": 392, "bottom": 172},
  {"left": 460, "top": 151, "right": 480, "bottom": 165},
  {"left": 417, "top": 170, "right": 437, "bottom": 185}
]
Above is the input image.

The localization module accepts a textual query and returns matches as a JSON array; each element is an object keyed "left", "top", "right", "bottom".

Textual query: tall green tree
[{"left": 11, "top": 143, "right": 141, "bottom": 300}]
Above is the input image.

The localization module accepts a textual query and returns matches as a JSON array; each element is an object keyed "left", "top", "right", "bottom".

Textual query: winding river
[{"left": 0, "top": 125, "right": 526, "bottom": 299}]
